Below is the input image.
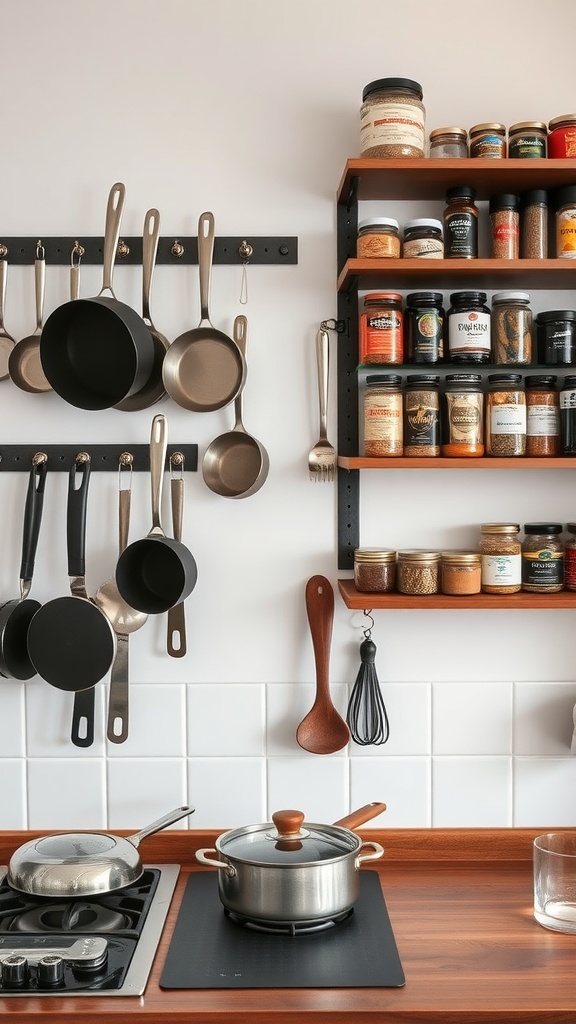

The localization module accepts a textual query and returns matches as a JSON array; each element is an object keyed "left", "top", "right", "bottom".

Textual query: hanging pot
[{"left": 195, "top": 803, "right": 385, "bottom": 924}]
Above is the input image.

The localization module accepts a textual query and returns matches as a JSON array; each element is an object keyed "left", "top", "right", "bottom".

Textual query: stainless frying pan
[{"left": 7, "top": 805, "right": 194, "bottom": 898}]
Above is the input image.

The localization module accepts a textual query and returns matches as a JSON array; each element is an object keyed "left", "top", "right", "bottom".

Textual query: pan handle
[
  {"left": 333, "top": 802, "right": 387, "bottom": 830},
  {"left": 142, "top": 209, "right": 160, "bottom": 323},
  {"left": 197, "top": 211, "right": 215, "bottom": 323},
  {"left": 149, "top": 414, "right": 168, "bottom": 535},
  {"left": 71, "top": 687, "right": 95, "bottom": 747},
  {"left": 126, "top": 805, "right": 194, "bottom": 847},
  {"left": 98, "top": 182, "right": 125, "bottom": 299},
  {"left": 66, "top": 458, "right": 91, "bottom": 585},
  {"left": 20, "top": 457, "right": 47, "bottom": 586}
]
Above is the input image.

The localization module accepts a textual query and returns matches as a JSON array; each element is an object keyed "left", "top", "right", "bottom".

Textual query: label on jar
[
  {"left": 448, "top": 310, "right": 491, "bottom": 355},
  {"left": 509, "top": 135, "right": 546, "bottom": 158},
  {"left": 403, "top": 390, "right": 440, "bottom": 449},
  {"left": 556, "top": 208, "right": 576, "bottom": 258},
  {"left": 490, "top": 404, "right": 527, "bottom": 434},
  {"left": 360, "top": 310, "right": 403, "bottom": 363},
  {"left": 444, "top": 213, "right": 478, "bottom": 257},
  {"left": 527, "top": 405, "right": 560, "bottom": 436},
  {"left": 360, "top": 101, "right": 425, "bottom": 152},
  {"left": 444, "top": 392, "right": 483, "bottom": 445},
  {"left": 560, "top": 388, "right": 576, "bottom": 408},
  {"left": 481, "top": 553, "right": 522, "bottom": 587},
  {"left": 470, "top": 134, "right": 505, "bottom": 157},
  {"left": 408, "top": 310, "right": 443, "bottom": 361},
  {"left": 364, "top": 393, "right": 403, "bottom": 452},
  {"left": 403, "top": 237, "right": 444, "bottom": 258},
  {"left": 522, "top": 549, "right": 564, "bottom": 587},
  {"left": 549, "top": 127, "right": 576, "bottom": 158}
]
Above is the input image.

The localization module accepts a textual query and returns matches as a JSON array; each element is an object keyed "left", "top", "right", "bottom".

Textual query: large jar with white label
[
  {"left": 360, "top": 78, "right": 425, "bottom": 158},
  {"left": 479, "top": 523, "right": 522, "bottom": 594},
  {"left": 447, "top": 291, "right": 491, "bottom": 363}
]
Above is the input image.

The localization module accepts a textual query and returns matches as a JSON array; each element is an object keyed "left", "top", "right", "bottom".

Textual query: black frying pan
[
  {"left": 39, "top": 183, "right": 155, "bottom": 411},
  {"left": 0, "top": 456, "right": 47, "bottom": 679},
  {"left": 27, "top": 456, "right": 116, "bottom": 690}
]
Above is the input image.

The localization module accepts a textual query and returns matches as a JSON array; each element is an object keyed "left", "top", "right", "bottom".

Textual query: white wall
[{"left": 1, "top": 0, "right": 576, "bottom": 832}]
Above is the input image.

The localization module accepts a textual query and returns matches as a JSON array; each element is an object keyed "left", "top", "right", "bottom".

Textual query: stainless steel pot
[{"left": 195, "top": 805, "right": 385, "bottom": 924}]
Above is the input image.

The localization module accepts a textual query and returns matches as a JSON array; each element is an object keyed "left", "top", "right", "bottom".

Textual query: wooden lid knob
[{"left": 271, "top": 809, "right": 305, "bottom": 837}]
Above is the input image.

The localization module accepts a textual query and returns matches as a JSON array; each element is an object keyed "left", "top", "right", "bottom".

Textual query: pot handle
[
  {"left": 355, "top": 841, "right": 385, "bottom": 869},
  {"left": 195, "top": 848, "right": 236, "bottom": 876}
]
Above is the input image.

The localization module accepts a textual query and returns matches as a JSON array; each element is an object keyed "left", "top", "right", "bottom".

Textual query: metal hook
[
  {"left": 36, "top": 240, "right": 45, "bottom": 261},
  {"left": 321, "top": 318, "right": 346, "bottom": 334},
  {"left": 238, "top": 240, "right": 253, "bottom": 305},
  {"left": 71, "top": 240, "right": 85, "bottom": 268},
  {"left": 171, "top": 240, "right": 185, "bottom": 258},
  {"left": 170, "top": 451, "right": 185, "bottom": 479},
  {"left": 362, "top": 609, "right": 374, "bottom": 640},
  {"left": 118, "top": 451, "right": 133, "bottom": 490}
]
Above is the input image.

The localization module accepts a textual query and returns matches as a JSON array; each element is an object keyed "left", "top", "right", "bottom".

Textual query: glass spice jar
[
  {"left": 441, "top": 373, "right": 484, "bottom": 457},
  {"left": 363, "top": 374, "right": 403, "bottom": 456},
  {"left": 489, "top": 194, "right": 520, "bottom": 259},
  {"left": 547, "top": 114, "right": 576, "bottom": 158},
  {"left": 485, "top": 373, "right": 526, "bottom": 457},
  {"left": 428, "top": 127, "right": 468, "bottom": 157},
  {"left": 554, "top": 186, "right": 576, "bottom": 259},
  {"left": 559, "top": 375, "right": 576, "bottom": 455},
  {"left": 357, "top": 217, "right": 401, "bottom": 259},
  {"left": 402, "top": 219, "right": 444, "bottom": 259},
  {"left": 537, "top": 310, "right": 576, "bottom": 366},
  {"left": 520, "top": 189, "right": 548, "bottom": 259},
  {"left": 440, "top": 551, "right": 482, "bottom": 596},
  {"left": 490, "top": 291, "right": 532, "bottom": 365},
  {"left": 447, "top": 290, "right": 491, "bottom": 363},
  {"left": 508, "top": 121, "right": 547, "bottom": 158},
  {"left": 405, "top": 291, "right": 444, "bottom": 364},
  {"left": 525, "top": 375, "right": 560, "bottom": 458},
  {"left": 403, "top": 374, "right": 441, "bottom": 457},
  {"left": 564, "top": 524, "right": 576, "bottom": 591},
  {"left": 360, "top": 78, "right": 425, "bottom": 158},
  {"left": 443, "top": 186, "right": 478, "bottom": 259},
  {"left": 479, "top": 523, "right": 522, "bottom": 594},
  {"left": 359, "top": 292, "right": 403, "bottom": 364},
  {"left": 354, "top": 548, "right": 397, "bottom": 593},
  {"left": 521, "top": 523, "right": 564, "bottom": 593},
  {"left": 397, "top": 550, "right": 440, "bottom": 595},
  {"left": 469, "top": 122, "right": 507, "bottom": 158}
]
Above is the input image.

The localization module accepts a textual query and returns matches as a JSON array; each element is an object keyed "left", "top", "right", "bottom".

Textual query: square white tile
[
  {"left": 432, "top": 682, "right": 512, "bottom": 755},
  {"left": 0, "top": 760, "right": 27, "bottom": 828},
  {"left": 0, "top": 683, "right": 25, "bottom": 756},
  {"left": 432, "top": 757, "right": 512, "bottom": 827},
  {"left": 348, "top": 682, "right": 431, "bottom": 756},
  {"left": 28, "top": 759, "right": 106, "bottom": 829},
  {"left": 25, "top": 679, "right": 106, "bottom": 756},
  {"left": 106, "top": 759, "right": 188, "bottom": 830},
  {"left": 187, "top": 758, "right": 266, "bottom": 828},
  {"left": 267, "top": 756, "right": 349, "bottom": 822},
  {"left": 350, "top": 757, "right": 430, "bottom": 828},
  {"left": 513, "top": 758, "right": 576, "bottom": 827},
  {"left": 188, "top": 684, "right": 265, "bottom": 756},
  {"left": 107, "top": 683, "right": 186, "bottom": 756},
  {"left": 266, "top": 682, "right": 349, "bottom": 756},
  {"left": 513, "top": 682, "right": 576, "bottom": 755}
]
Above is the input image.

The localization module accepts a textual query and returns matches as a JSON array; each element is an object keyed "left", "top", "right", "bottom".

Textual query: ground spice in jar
[
  {"left": 363, "top": 374, "right": 403, "bottom": 456},
  {"left": 441, "top": 374, "right": 484, "bottom": 457},
  {"left": 521, "top": 523, "right": 564, "bottom": 593},
  {"left": 491, "top": 291, "right": 532, "bottom": 365},
  {"left": 525, "top": 374, "right": 560, "bottom": 457},
  {"left": 357, "top": 218, "right": 401, "bottom": 258},
  {"left": 485, "top": 373, "right": 526, "bottom": 457},
  {"left": 359, "top": 293, "right": 403, "bottom": 364},
  {"left": 479, "top": 523, "right": 522, "bottom": 594},
  {"left": 520, "top": 190, "right": 548, "bottom": 259},
  {"left": 440, "top": 552, "right": 482, "bottom": 595},
  {"left": 489, "top": 194, "right": 520, "bottom": 259},
  {"left": 397, "top": 550, "right": 440, "bottom": 595},
  {"left": 354, "top": 548, "right": 397, "bottom": 593}
]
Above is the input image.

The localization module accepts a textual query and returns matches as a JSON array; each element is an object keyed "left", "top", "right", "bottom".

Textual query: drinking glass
[{"left": 534, "top": 832, "right": 576, "bottom": 933}]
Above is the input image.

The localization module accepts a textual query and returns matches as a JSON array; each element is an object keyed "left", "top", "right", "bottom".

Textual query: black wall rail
[
  {"left": 0, "top": 445, "right": 198, "bottom": 472},
  {"left": 0, "top": 237, "right": 298, "bottom": 266}
]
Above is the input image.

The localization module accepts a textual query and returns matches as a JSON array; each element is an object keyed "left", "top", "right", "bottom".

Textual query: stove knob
[
  {"left": 38, "top": 954, "right": 65, "bottom": 987},
  {"left": 1, "top": 953, "right": 28, "bottom": 987}
]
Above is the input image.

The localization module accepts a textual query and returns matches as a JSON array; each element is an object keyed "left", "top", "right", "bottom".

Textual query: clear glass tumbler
[{"left": 534, "top": 832, "right": 576, "bottom": 932}]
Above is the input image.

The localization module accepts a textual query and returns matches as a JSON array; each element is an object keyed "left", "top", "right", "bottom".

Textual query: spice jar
[
  {"left": 547, "top": 114, "right": 576, "bottom": 158},
  {"left": 354, "top": 548, "right": 397, "bottom": 593},
  {"left": 359, "top": 293, "right": 403, "bottom": 365},
  {"left": 405, "top": 291, "right": 444, "bottom": 364},
  {"left": 508, "top": 121, "right": 547, "bottom": 158},
  {"left": 536, "top": 310, "right": 576, "bottom": 365},
  {"left": 564, "top": 524, "right": 576, "bottom": 591},
  {"left": 479, "top": 523, "right": 522, "bottom": 594},
  {"left": 428, "top": 127, "right": 468, "bottom": 157},
  {"left": 441, "top": 374, "right": 484, "bottom": 457},
  {"left": 403, "top": 374, "right": 440, "bottom": 457},
  {"left": 520, "top": 190, "right": 548, "bottom": 259},
  {"left": 485, "top": 373, "right": 526, "bottom": 457},
  {"left": 440, "top": 552, "right": 482, "bottom": 596},
  {"left": 524, "top": 375, "right": 560, "bottom": 458},
  {"left": 489, "top": 194, "right": 520, "bottom": 259},
  {"left": 559, "top": 375, "right": 576, "bottom": 454},
  {"left": 360, "top": 78, "right": 425, "bottom": 158},
  {"left": 490, "top": 291, "right": 532, "bottom": 365},
  {"left": 363, "top": 374, "right": 403, "bottom": 456},
  {"left": 397, "top": 550, "right": 440, "bottom": 596},
  {"left": 554, "top": 186, "right": 576, "bottom": 259},
  {"left": 521, "top": 523, "right": 564, "bottom": 593},
  {"left": 447, "top": 291, "right": 491, "bottom": 363},
  {"left": 357, "top": 218, "right": 401, "bottom": 259},
  {"left": 469, "top": 122, "right": 507, "bottom": 158},
  {"left": 443, "top": 186, "right": 478, "bottom": 259},
  {"left": 402, "top": 219, "right": 444, "bottom": 259}
]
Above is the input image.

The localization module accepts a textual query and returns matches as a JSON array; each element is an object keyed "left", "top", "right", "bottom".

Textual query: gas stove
[{"left": 0, "top": 864, "right": 179, "bottom": 996}]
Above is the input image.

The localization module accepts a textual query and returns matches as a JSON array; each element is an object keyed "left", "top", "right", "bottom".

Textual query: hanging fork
[{"left": 308, "top": 326, "right": 336, "bottom": 482}]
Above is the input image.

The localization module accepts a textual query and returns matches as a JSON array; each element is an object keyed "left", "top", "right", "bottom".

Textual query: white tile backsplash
[
  {"left": 349, "top": 682, "right": 431, "bottom": 756},
  {"left": 187, "top": 757, "right": 266, "bottom": 828},
  {"left": 267, "top": 756, "right": 349, "bottom": 823},
  {"left": 513, "top": 758, "right": 576, "bottom": 827},
  {"left": 513, "top": 682, "right": 576, "bottom": 756},
  {"left": 188, "top": 684, "right": 265, "bottom": 756},
  {"left": 0, "top": 683, "right": 25, "bottom": 756},
  {"left": 106, "top": 759, "right": 187, "bottom": 830},
  {"left": 28, "top": 759, "right": 106, "bottom": 829},
  {"left": 350, "top": 757, "right": 431, "bottom": 828},
  {"left": 107, "top": 683, "right": 186, "bottom": 757},
  {"left": 25, "top": 680, "right": 106, "bottom": 757},
  {"left": 432, "top": 757, "right": 512, "bottom": 827},
  {"left": 432, "top": 682, "right": 512, "bottom": 755},
  {"left": 0, "top": 760, "right": 27, "bottom": 828}
]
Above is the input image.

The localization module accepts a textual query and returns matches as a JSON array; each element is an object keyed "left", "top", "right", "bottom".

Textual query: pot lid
[{"left": 217, "top": 810, "right": 360, "bottom": 865}]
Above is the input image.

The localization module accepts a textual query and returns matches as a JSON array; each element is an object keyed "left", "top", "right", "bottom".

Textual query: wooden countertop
[{"left": 0, "top": 828, "right": 575, "bottom": 1023}]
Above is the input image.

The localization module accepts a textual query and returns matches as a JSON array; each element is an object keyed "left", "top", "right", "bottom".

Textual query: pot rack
[
  {"left": 0, "top": 445, "right": 198, "bottom": 472},
  {"left": 0, "top": 236, "right": 298, "bottom": 265}
]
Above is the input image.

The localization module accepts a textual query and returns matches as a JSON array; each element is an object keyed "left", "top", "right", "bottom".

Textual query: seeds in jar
[
  {"left": 403, "top": 375, "right": 440, "bottom": 457},
  {"left": 485, "top": 374, "right": 526, "bottom": 457},
  {"left": 397, "top": 550, "right": 440, "bottom": 595},
  {"left": 360, "top": 78, "right": 425, "bottom": 158},
  {"left": 354, "top": 548, "right": 396, "bottom": 593},
  {"left": 363, "top": 374, "right": 403, "bottom": 456},
  {"left": 479, "top": 523, "right": 521, "bottom": 594},
  {"left": 525, "top": 374, "right": 560, "bottom": 457}
]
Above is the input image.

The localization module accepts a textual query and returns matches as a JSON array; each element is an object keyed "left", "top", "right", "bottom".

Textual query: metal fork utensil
[{"left": 308, "top": 327, "right": 336, "bottom": 482}]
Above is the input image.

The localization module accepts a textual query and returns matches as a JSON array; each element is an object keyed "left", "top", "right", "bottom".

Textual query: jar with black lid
[
  {"left": 521, "top": 523, "right": 564, "bottom": 593},
  {"left": 360, "top": 78, "right": 425, "bottom": 158},
  {"left": 536, "top": 310, "right": 576, "bottom": 365},
  {"left": 402, "top": 219, "right": 444, "bottom": 259},
  {"left": 405, "top": 291, "right": 444, "bottom": 364},
  {"left": 443, "top": 186, "right": 478, "bottom": 259},
  {"left": 525, "top": 375, "right": 559, "bottom": 458},
  {"left": 447, "top": 291, "right": 491, "bottom": 363},
  {"left": 559, "top": 375, "right": 576, "bottom": 454},
  {"left": 441, "top": 373, "right": 484, "bottom": 457},
  {"left": 363, "top": 373, "right": 403, "bottom": 456},
  {"left": 403, "top": 374, "right": 440, "bottom": 457},
  {"left": 508, "top": 121, "right": 547, "bottom": 158},
  {"left": 489, "top": 194, "right": 520, "bottom": 259},
  {"left": 485, "top": 373, "right": 526, "bottom": 457}
]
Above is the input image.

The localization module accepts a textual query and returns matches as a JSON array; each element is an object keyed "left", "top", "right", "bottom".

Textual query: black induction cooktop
[{"left": 160, "top": 870, "right": 405, "bottom": 990}]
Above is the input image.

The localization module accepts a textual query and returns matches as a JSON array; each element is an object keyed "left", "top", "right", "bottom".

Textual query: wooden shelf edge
[
  {"left": 338, "top": 578, "right": 576, "bottom": 610},
  {"left": 337, "top": 257, "right": 576, "bottom": 291},
  {"left": 338, "top": 456, "right": 576, "bottom": 470}
]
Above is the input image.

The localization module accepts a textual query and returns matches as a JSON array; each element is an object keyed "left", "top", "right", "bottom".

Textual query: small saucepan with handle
[{"left": 195, "top": 802, "right": 385, "bottom": 924}]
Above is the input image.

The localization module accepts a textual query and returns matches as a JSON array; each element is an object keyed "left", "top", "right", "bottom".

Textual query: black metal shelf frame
[
  {"left": 0, "top": 237, "right": 298, "bottom": 266},
  {"left": 337, "top": 176, "right": 360, "bottom": 570},
  {"left": 0, "top": 445, "right": 198, "bottom": 472}
]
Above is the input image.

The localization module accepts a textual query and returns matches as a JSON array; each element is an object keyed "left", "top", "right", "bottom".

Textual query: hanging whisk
[{"left": 346, "top": 612, "right": 390, "bottom": 746}]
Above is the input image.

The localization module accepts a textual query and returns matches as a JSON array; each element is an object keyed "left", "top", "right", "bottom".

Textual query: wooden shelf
[
  {"left": 337, "top": 257, "right": 576, "bottom": 292},
  {"left": 337, "top": 157, "right": 576, "bottom": 203},
  {"left": 338, "top": 578, "right": 576, "bottom": 610},
  {"left": 338, "top": 456, "right": 576, "bottom": 470}
]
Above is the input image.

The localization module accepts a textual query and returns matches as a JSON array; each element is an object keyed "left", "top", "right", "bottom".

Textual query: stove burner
[
  {"left": 224, "top": 906, "right": 354, "bottom": 936},
  {"left": 11, "top": 903, "right": 131, "bottom": 934}
]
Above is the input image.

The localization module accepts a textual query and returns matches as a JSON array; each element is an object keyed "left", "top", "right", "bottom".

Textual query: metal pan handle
[
  {"left": 149, "top": 414, "right": 167, "bottom": 535},
  {"left": 197, "top": 211, "right": 215, "bottom": 323},
  {"left": 142, "top": 209, "right": 160, "bottom": 323},
  {"left": 99, "top": 182, "right": 125, "bottom": 298}
]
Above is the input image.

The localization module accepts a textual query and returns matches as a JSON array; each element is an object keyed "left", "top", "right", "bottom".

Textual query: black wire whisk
[{"left": 346, "top": 617, "right": 389, "bottom": 746}]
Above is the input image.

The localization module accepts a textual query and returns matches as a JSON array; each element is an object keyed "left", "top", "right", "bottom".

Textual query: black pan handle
[
  {"left": 20, "top": 458, "right": 47, "bottom": 582},
  {"left": 71, "top": 687, "right": 95, "bottom": 747},
  {"left": 66, "top": 458, "right": 91, "bottom": 581}
]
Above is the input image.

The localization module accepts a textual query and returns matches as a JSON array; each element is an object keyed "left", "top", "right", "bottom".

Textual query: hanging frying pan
[
  {"left": 39, "top": 183, "right": 155, "bottom": 411},
  {"left": 8, "top": 242, "right": 51, "bottom": 394},
  {"left": 0, "top": 455, "right": 47, "bottom": 679},
  {"left": 27, "top": 456, "right": 116, "bottom": 691},
  {"left": 0, "top": 256, "right": 16, "bottom": 381},
  {"left": 162, "top": 211, "right": 246, "bottom": 412}
]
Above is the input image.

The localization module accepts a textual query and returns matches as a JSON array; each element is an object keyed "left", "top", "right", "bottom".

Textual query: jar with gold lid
[
  {"left": 440, "top": 552, "right": 482, "bottom": 596},
  {"left": 479, "top": 523, "right": 521, "bottom": 594},
  {"left": 469, "top": 122, "right": 507, "bottom": 158},
  {"left": 429, "top": 127, "right": 468, "bottom": 157},
  {"left": 397, "top": 549, "right": 440, "bottom": 595},
  {"left": 508, "top": 121, "right": 547, "bottom": 158},
  {"left": 354, "top": 548, "right": 396, "bottom": 593}
]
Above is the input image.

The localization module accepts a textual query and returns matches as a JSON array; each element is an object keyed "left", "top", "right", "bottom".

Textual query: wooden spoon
[{"left": 296, "top": 575, "right": 350, "bottom": 754}]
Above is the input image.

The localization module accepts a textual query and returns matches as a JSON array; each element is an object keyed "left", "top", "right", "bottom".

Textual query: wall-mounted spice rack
[
  {"left": 0, "top": 237, "right": 298, "bottom": 266},
  {"left": 0, "top": 445, "right": 198, "bottom": 472}
]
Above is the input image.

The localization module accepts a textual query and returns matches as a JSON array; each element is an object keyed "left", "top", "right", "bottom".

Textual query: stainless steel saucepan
[{"left": 7, "top": 805, "right": 194, "bottom": 898}]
